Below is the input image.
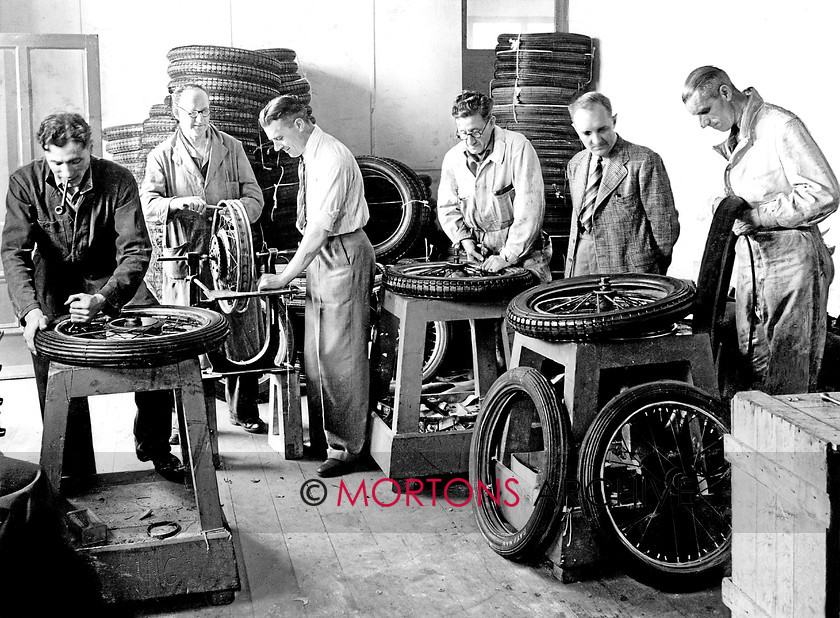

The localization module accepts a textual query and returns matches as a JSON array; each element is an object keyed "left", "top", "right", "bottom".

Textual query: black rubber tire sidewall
[
  {"left": 577, "top": 380, "right": 731, "bottom": 589},
  {"left": 35, "top": 306, "right": 229, "bottom": 368},
  {"left": 469, "top": 366, "right": 570, "bottom": 559},
  {"left": 507, "top": 274, "right": 696, "bottom": 341},
  {"left": 384, "top": 261, "right": 534, "bottom": 300}
]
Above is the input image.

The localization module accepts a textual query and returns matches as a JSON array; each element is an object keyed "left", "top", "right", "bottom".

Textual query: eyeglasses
[
  {"left": 455, "top": 117, "right": 491, "bottom": 141},
  {"left": 178, "top": 106, "right": 210, "bottom": 119}
]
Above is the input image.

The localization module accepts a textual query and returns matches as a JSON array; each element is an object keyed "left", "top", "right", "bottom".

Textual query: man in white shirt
[{"left": 258, "top": 96, "right": 375, "bottom": 478}]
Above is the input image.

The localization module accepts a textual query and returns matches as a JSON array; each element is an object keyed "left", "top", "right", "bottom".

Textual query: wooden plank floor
[{"left": 0, "top": 376, "right": 729, "bottom": 617}]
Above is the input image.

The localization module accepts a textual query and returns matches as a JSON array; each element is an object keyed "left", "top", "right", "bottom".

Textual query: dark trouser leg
[
  {"left": 31, "top": 353, "right": 95, "bottom": 478},
  {"left": 134, "top": 389, "right": 174, "bottom": 461},
  {"left": 225, "top": 374, "right": 260, "bottom": 422}
]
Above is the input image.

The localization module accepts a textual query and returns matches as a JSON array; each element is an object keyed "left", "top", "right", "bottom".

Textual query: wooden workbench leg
[
  {"left": 178, "top": 361, "right": 224, "bottom": 532},
  {"left": 268, "top": 370, "right": 303, "bottom": 459},
  {"left": 565, "top": 344, "right": 601, "bottom": 442},
  {"left": 471, "top": 318, "right": 503, "bottom": 397},
  {"left": 202, "top": 378, "right": 221, "bottom": 469},
  {"left": 41, "top": 372, "right": 73, "bottom": 493},
  {"left": 392, "top": 298, "right": 425, "bottom": 435}
]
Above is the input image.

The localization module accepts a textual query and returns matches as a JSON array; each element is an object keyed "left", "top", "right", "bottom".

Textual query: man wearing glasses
[
  {"left": 437, "top": 90, "right": 552, "bottom": 282},
  {"left": 141, "top": 84, "right": 267, "bottom": 434}
]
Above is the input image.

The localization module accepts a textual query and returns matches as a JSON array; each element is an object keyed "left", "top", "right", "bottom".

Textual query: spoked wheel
[
  {"left": 578, "top": 381, "right": 731, "bottom": 589},
  {"left": 34, "top": 306, "right": 229, "bottom": 368},
  {"left": 384, "top": 261, "right": 534, "bottom": 301},
  {"left": 507, "top": 274, "right": 695, "bottom": 341},
  {"left": 209, "top": 199, "right": 255, "bottom": 314},
  {"left": 469, "top": 367, "right": 571, "bottom": 560}
]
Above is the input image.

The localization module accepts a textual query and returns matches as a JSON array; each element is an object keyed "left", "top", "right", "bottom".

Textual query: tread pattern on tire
[
  {"left": 167, "top": 45, "right": 285, "bottom": 73},
  {"left": 102, "top": 123, "right": 143, "bottom": 141},
  {"left": 356, "top": 155, "right": 431, "bottom": 263},
  {"left": 507, "top": 274, "right": 696, "bottom": 341},
  {"left": 384, "top": 261, "right": 534, "bottom": 300},
  {"left": 35, "top": 306, "right": 229, "bottom": 368}
]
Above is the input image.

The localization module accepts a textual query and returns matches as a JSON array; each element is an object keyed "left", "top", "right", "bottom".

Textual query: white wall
[
  {"left": 0, "top": 0, "right": 462, "bottom": 177},
  {"left": 568, "top": 0, "right": 840, "bottom": 313}
]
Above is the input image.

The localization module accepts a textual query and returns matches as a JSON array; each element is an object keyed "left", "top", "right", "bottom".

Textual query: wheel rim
[
  {"left": 507, "top": 274, "right": 695, "bottom": 341},
  {"left": 588, "top": 395, "right": 730, "bottom": 573},
  {"left": 35, "top": 306, "right": 229, "bottom": 368},
  {"left": 209, "top": 200, "right": 254, "bottom": 314},
  {"left": 469, "top": 367, "right": 570, "bottom": 559}
]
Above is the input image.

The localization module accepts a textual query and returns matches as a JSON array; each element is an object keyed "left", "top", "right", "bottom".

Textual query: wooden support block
[{"left": 268, "top": 369, "right": 303, "bottom": 459}]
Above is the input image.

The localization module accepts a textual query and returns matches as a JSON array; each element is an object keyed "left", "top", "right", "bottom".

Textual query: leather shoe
[
  {"left": 152, "top": 453, "right": 185, "bottom": 483},
  {"left": 316, "top": 458, "right": 355, "bottom": 478},
  {"left": 230, "top": 417, "right": 267, "bottom": 434}
]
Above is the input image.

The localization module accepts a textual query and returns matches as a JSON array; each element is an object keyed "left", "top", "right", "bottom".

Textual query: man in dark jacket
[{"left": 1, "top": 112, "right": 183, "bottom": 481}]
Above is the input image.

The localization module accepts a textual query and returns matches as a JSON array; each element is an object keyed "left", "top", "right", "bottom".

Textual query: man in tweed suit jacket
[{"left": 566, "top": 92, "right": 679, "bottom": 276}]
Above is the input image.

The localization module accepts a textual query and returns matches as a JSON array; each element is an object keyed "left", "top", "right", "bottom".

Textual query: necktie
[
  {"left": 296, "top": 157, "right": 307, "bottom": 233},
  {"left": 579, "top": 156, "right": 602, "bottom": 234},
  {"left": 726, "top": 124, "right": 740, "bottom": 158}
]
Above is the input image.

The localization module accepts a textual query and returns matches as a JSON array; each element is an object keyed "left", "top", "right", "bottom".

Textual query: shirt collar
[{"left": 302, "top": 124, "right": 324, "bottom": 162}]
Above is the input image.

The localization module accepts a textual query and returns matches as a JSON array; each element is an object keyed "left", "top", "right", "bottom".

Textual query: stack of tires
[
  {"left": 164, "top": 45, "right": 309, "bottom": 164},
  {"left": 490, "top": 32, "right": 594, "bottom": 269},
  {"left": 102, "top": 123, "right": 146, "bottom": 184}
]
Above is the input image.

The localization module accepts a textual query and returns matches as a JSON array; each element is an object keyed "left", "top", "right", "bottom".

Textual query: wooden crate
[{"left": 724, "top": 391, "right": 840, "bottom": 617}]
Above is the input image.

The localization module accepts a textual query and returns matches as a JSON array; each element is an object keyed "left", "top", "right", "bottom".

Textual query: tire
[
  {"left": 356, "top": 156, "right": 430, "bottom": 263},
  {"left": 691, "top": 196, "right": 750, "bottom": 351},
  {"left": 102, "top": 123, "right": 143, "bottom": 141},
  {"left": 496, "top": 32, "right": 593, "bottom": 51},
  {"left": 167, "top": 45, "right": 285, "bottom": 73},
  {"left": 111, "top": 149, "right": 150, "bottom": 165},
  {"left": 105, "top": 136, "right": 143, "bottom": 154},
  {"left": 142, "top": 117, "right": 178, "bottom": 133},
  {"left": 168, "top": 76, "right": 281, "bottom": 102},
  {"left": 209, "top": 200, "right": 255, "bottom": 314},
  {"left": 167, "top": 59, "right": 298, "bottom": 88},
  {"left": 469, "top": 367, "right": 570, "bottom": 559},
  {"left": 148, "top": 103, "right": 173, "bottom": 118},
  {"left": 491, "top": 82, "right": 582, "bottom": 104},
  {"left": 422, "top": 321, "right": 450, "bottom": 382},
  {"left": 35, "top": 306, "right": 229, "bottom": 368},
  {"left": 578, "top": 381, "right": 730, "bottom": 589},
  {"left": 383, "top": 261, "right": 534, "bottom": 300},
  {"left": 508, "top": 274, "right": 695, "bottom": 341},
  {"left": 257, "top": 48, "right": 298, "bottom": 63},
  {"left": 141, "top": 132, "right": 175, "bottom": 149}
]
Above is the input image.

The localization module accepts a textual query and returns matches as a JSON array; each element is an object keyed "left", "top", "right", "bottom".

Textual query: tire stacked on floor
[
  {"left": 165, "top": 44, "right": 311, "bottom": 167},
  {"left": 102, "top": 123, "right": 147, "bottom": 184},
  {"left": 490, "top": 32, "right": 595, "bottom": 274}
]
